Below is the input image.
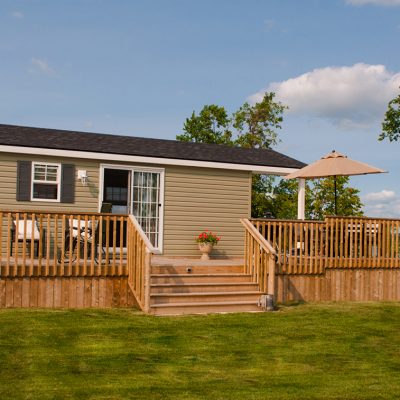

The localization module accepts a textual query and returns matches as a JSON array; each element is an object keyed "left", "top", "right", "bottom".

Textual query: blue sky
[{"left": 1, "top": 0, "right": 400, "bottom": 216}]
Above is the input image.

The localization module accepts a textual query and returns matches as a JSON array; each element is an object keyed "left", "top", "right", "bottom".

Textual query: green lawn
[{"left": 1, "top": 303, "right": 400, "bottom": 400}]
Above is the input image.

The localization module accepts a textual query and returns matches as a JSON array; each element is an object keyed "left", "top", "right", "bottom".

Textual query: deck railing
[
  {"left": 0, "top": 210, "right": 128, "bottom": 277},
  {"left": 241, "top": 218, "right": 276, "bottom": 299},
  {"left": 127, "top": 215, "right": 155, "bottom": 312},
  {"left": 250, "top": 216, "right": 400, "bottom": 274}
]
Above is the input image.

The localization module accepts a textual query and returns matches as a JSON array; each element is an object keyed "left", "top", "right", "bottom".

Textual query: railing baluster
[
  {"left": 90, "top": 215, "right": 96, "bottom": 276},
  {"left": 96, "top": 215, "right": 103, "bottom": 275},
  {"left": 105, "top": 216, "right": 110, "bottom": 272},
  {"left": 119, "top": 216, "right": 124, "bottom": 276},
  {"left": 396, "top": 221, "right": 400, "bottom": 268},
  {"left": 112, "top": 216, "right": 117, "bottom": 275},
  {"left": 35, "top": 213, "right": 41, "bottom": 274},
  {"left": 54, "top": 214, "right": 59, "bottom": 275},
  {"left": 21, "top": 213, "right": 27, "bottom": 275},
  {"left": 6, "top": 213, "right": 11, "bottom": 276},
  {"left": 45, "top": 214, "right": 51, "bottom": 276},
  {"left": 14, "top": 212, "right": 19, "bottom": 277},
  {"left": 0, "top": 212, "right": 3, "bottom": 277}
]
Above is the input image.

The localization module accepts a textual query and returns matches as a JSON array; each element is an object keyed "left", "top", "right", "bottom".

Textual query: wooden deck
[
  {"left": 2, "top": 211, "right": 400, "bottom": 313},
  {"left": 251, "top": 216, "right": 400, "bottom": 273}
]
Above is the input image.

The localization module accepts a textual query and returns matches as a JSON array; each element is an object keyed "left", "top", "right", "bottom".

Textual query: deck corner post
[
  {"left": 143, "top": 248, "right": 151, "bottom": 313},
  {"left": 267, "top": 254, "right": 276, "bottom": 309}
]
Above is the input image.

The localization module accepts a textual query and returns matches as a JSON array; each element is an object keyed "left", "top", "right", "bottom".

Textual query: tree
[
  {"left": 270, "top": 179, "right": 313, "bottom": 220},
  {"left": 177, "top": 93, "right": 287, "bottom": 218},
  {"left": 178, "top": 93, "right": 286, "bottom": 149},
  {"left": 177, "top": 94, "right": 363, "bottom": 220},
  {"left": 379, "top": 91, "right": 400, "bottom": 142},
  {"left": 269, "top": 177, "right": 363, "bottom": 220},
  {"left": 233, "top": 93, "right": 287, "bottom": 217},
  {"left": 250, "top": 175, "right": 275, "bottom": 218},
  {"left": 176, "top": 104, "right": 233, "bottom": 145},
  {"left": 309, "top": 176, "right": 363, "bottom": 220},
  {"left": 233, "top": 92, "right": 286, "bottom": 149}
]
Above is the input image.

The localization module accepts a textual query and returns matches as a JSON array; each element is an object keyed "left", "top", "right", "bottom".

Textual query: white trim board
[{"left": 0, "top": 145, "right": 299, "bottom": 175}]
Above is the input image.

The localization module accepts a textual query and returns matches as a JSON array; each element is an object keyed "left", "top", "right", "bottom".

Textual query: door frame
[{"left": 99, "top": 163, "right": 165, "bottom": 253}]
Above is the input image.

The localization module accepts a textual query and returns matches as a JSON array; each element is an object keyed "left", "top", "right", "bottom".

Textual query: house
[
  {"left": 0, "top": 124, "right": 308, "bottom": 314},
  {"left": 0, "top": 124, "right": 304, "bottom": 258},
  {"left": 1, "top": 124, "right": 399, "bottom": 314}
]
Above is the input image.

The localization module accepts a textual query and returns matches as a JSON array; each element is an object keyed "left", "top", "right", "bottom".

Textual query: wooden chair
[
  {"left": 58, "top": 203, "right": 113, "bottom": 264},
  {"left": 58, "top": 218, "right": 98, "bottom": 263}
]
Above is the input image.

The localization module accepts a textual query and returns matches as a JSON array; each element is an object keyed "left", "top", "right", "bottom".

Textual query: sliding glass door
[
  {"left": 101, "top": 165, "right": 163, "bottom": 252},
  {"left": 131, "top": 170, "right": 162, "bottom": 249}
]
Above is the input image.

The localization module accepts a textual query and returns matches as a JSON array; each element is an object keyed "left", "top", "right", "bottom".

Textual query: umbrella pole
[{"left": 334, "top": 175, "right": 337, "bottom": 215}]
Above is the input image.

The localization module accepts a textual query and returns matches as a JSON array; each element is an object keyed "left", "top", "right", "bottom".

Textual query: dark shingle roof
[{"left": 0, "top": 124, "right": 305, "bottom": 169}]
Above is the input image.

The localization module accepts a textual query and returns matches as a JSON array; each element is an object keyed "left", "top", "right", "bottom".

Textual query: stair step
[
  {"left": 150, "top": 291, "right": 262, "bottom": 305},
  {"left": 151, "top": 264, "right": 244, "bottom": 275},
  {"left": 151, "top": 273, "right": 253, "bottom": 284},
  {"left": 151, "top": 282, "right": 259, "bottom": 293},
  {"left": 151, "top": 300, "right": 262, "bottom": 316}
]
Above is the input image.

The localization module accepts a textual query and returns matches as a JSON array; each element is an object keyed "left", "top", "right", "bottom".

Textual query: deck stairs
[{"left": 149, "top": 257, "right": 265, "bottom": 315}]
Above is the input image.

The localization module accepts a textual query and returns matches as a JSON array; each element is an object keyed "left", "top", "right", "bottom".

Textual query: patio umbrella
[{"left": 285, "top": 150, "right": 386, "bottom": 215}]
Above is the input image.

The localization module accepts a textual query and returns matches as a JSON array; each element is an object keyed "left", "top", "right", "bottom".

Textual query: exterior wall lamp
[{"left": 77, "top": 170, "right": 88, "bottom": 186}]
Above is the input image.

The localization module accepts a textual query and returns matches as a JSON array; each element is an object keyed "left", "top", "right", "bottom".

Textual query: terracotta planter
[{"left": 198, "top": 242, "right": 214, "bottom": 260}]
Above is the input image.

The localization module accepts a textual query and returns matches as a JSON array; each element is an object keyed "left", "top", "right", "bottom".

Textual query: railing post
[
  {"left": 143, "top": 248, "right": 151, "bottom": 313},
  {"left": 267, "top": 254, "right": 276, "bottom": 307}
]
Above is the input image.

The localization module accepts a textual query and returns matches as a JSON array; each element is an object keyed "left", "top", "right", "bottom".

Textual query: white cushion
[
  {"left": 15, "top": 220, "right": 40, "bottom": 240},
  {"left": 69, "top": 219, "right": 98, "bottom": 239}
]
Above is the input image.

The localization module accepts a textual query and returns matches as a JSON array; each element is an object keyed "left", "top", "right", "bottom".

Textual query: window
[{"left": 31, "top": 162, "right": 61, "bottom": 201}]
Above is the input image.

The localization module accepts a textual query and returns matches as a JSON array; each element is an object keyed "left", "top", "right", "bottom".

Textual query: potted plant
[{"left": 195, "top": 231, "right": 221, "bottom": 260}]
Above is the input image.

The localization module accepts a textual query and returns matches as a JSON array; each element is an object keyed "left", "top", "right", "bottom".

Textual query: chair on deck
[
  {"left": 11, "top": 219, "right": 41, "bottom": 257},
  {"left": 58, "top": 203, "right": 113, "bottom": 264},
  {"left": 100, "top": 203, "right": 113, "bottom": 214},
  {"left": 58, "top": 218, "right": 98, "bottom": 262}
]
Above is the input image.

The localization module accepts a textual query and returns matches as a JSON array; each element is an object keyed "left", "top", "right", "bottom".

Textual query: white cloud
[
  {"left": 11, "top": 11, "right": 23, "bottom": 19},
  {"left": 346, "top": 0, "right": 400, "bottom": 6},
  {"left": 363, "top": 190, "right": 396, "bottom": 202},
  {"left": 362, "top": 190, "right": 400, "bottom": 217},
  {"left": 30, "top": 58, "right": 55, "bottom": 76},
  {"left": 249, "top": 63, "right": 400, "bottom": 128}
]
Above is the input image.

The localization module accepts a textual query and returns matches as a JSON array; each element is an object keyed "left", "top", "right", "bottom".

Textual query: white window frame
[{"left": 31, "top": 162, "right": 61, "bottom": 202}]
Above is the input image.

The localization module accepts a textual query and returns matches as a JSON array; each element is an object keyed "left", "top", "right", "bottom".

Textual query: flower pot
[{"left": 198, "top": 242, "right": 213, "bottom": 260}]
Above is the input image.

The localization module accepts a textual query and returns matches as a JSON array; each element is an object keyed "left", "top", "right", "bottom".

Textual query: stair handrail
[
  {"left": 127, "top": 214, "right": 156, "bottom": 313},
  {"left": 240, "top": 218, "right": 276, "bottom": 301},
  {"left": 241, "top": 218, "right": 276, "bottom": 255}
]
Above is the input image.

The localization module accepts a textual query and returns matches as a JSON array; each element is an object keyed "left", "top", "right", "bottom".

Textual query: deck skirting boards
[
  {"left": 1, "top": 268, "right": 399, "bottom": 310},
  {"left": 276, "top": 268, "right": 400, "bottom": 303},
  {"left": 0, "top": 276, "right": 136, "bottom": 308}
]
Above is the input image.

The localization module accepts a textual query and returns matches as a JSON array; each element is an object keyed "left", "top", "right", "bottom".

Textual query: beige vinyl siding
[
  {"left": 0, "top": 153, "right": 99, "bottom": 212},
  {"left": 0, "top": 153, "right": 251, "bottom": 257},
  {"left": 163, "top": 166, "right": 251, "bottom": 257}
]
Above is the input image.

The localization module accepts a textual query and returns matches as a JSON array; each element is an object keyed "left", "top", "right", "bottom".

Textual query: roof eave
[{"left": 0, "top": 144, "right": 300, "bottom": 175}]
